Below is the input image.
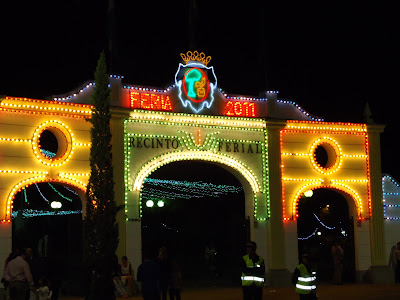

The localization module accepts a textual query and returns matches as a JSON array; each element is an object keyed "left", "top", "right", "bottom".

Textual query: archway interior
[
  {"left": 297, "top": 188, "right": 356, "bottom": 282},
  {"left": 12, "top": 182, "right": 83, "bottom": 294},
  {"left": 141, "top": 161, "right": 247, "bottom": 286}
]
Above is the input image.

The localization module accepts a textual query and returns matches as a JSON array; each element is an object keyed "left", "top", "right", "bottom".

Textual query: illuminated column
[
  {"left": 367, "top": 124, "right": 386, "bottom": 267},
  {"left": 111, "top": 108, "right": 131, "bottom": 258},
  {"left": 110, "top": 77, "right": 122, "bottom": 107},
  {"left": 266, "top": 120, "right": 290, "bottom": 285}
]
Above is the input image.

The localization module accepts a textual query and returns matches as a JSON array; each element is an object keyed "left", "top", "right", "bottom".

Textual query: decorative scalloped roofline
[{"left": 50, "top": 76, "right": 323, "bottom": 121}]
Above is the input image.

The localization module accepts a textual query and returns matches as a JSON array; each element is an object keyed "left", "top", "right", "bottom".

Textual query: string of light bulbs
[
  {"left": 48, "top": 183, "right": 72, "bottom": 202},
  {"left": 313, "top": 213, "right": 336, "bottom": 229},
  {"left": 35, "top": 183, "right": 49, "bottom": 203},
  {"left": 12, "top": 209, "right": 82, "bottom": 218}
]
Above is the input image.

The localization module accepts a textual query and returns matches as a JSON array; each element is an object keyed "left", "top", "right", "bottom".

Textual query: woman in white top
[{"left": 119, "top": 256, "right": 139, "bottom": 296}]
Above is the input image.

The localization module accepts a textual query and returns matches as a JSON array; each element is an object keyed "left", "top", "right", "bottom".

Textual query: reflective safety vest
[
  {"left": 241, "top": 255, "right": 265, "bottom": 287},
  {"left": 295, "top": 264, "right": 316, "bottom": 294}
]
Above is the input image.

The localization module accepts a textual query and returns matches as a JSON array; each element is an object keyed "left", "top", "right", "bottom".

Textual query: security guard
[
  {"left": 241, "top": 241, "right": 265, "bottom": 300},
  {"left": 292, "top": 253, "right": 317, "bottom": 300}
]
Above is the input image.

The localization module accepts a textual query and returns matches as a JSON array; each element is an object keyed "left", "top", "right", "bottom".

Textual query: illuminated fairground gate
[{"left": 0, "top": 51, "right": 390, "bottom": 286}]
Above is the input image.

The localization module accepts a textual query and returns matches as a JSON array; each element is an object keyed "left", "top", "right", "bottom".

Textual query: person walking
[
  {"left": 292, "top": 253, "right": 317, "bottom": 300},
  {"left": 394, "top": 242, "right": 400, "bottom": 283},
  {"left": 156, "top": 246, "right": 171, "bottom": 300},
  {"left": 204, "top": 241, "right": 218, "bottom": 279},
  {"left": 388, "top": 245, "right": 397, "bottom": 281},
  {"left": 168, "top": 260, "right": 182, "bottom": 300},
  {"left": 137, "top": 252, "right": 160, "bottom": 300},
  {"left": 331, "top": 241, "right": 344, "bottom": 284},
  {"left": 3, "top": 248, "right": 36, "bottom": 300},
  {"left": 241, "top": 241, "right": 265, "bottom": 300}
]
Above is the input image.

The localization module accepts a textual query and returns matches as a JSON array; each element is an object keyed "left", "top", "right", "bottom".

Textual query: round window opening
[
  {"left": 38, "top": 130, "right": 59, "bottom": 159},
  {"left": 32, "top": 122, "right": 73, "bottom": 166},
  {"left": 313, "top": 142, "right": 338, "bottom": 170}
]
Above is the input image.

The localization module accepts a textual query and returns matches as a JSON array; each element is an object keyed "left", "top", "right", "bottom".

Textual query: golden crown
[{"left": 180, "top": 51, "right": 212, "bottom": 66}]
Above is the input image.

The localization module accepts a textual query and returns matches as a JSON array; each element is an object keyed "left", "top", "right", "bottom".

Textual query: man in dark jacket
[{"left": 137, "top": 253, "right": 160, "bottom": 300}]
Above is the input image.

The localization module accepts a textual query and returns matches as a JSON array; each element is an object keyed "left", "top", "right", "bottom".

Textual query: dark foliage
[{"left": 84, "top": 52, "right": 121, "bottom": 300}]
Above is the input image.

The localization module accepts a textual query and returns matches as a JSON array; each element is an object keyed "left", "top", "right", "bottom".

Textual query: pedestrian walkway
[{"left": 56, "top": 283, "right": 400, "bottom": 300}]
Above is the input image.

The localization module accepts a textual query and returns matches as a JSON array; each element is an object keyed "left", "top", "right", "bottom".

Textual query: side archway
[
  {"left": 295, "top": 187, "right": 358, "bottom": 282},
  {"left": 5, "top": 177, "right": 86, "bottom": 221},
  {"left": 11, "top": 180, "right": 86, "bottom": 292}
]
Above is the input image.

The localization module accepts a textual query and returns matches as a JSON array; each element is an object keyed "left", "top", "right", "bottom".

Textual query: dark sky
[{"left": 1, "top": 1, "right": 398, "bottom": 178}]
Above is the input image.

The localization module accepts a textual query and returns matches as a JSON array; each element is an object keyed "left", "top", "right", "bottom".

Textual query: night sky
[{"left": 1, "top": 1, "right": 398, "bottom": 179}]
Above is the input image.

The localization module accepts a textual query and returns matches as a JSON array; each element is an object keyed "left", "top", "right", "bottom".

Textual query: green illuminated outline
[{"left": 124, "top": 111, "right": 270, "bottom": 221}]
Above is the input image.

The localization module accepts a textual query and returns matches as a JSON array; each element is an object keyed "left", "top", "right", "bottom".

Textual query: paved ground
[{"left": 56, "top": 283, "right": 400, "bottom": 300}]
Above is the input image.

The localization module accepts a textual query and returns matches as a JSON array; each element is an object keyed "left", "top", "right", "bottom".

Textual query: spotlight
[
  {"left": 51, "top": 201, "right": 62, "bottom": 209},
  {"left": 304, "top": 190, "right": 313, "bottom": 197}
]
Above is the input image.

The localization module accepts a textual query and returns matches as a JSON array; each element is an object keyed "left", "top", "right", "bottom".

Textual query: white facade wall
[
  {"left": 0, "top": 223, "right": 11, "bottom": 276},
  {"left": 284, "top": 221, "right": 299, "bottom": 273},
  {"left": 356, "top": 219, "right": 371, "bottom": 271}
]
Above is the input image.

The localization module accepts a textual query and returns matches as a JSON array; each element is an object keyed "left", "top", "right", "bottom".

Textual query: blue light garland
[
  {"left": 277, "top": 99, "right": 324, "bottom": 121},
  {"left": 313, "top": 213, "right": 336, "bottom": 229},
  {"left": 298, "top": 228, "right": 318, "bottom": 240},
  {"left": 63, "top": 186, "right": 78, "bottom": 195},
  {"left": 382, "top": 175, "right": 400, "bottom": 220},
  {"left": 35, "top": 183, "right": 49, "bottom": 203}
]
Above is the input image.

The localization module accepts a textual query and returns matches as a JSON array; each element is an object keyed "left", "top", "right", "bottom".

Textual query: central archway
[{"left": 140, "top": 160, "right": 248, "bottom": 287}]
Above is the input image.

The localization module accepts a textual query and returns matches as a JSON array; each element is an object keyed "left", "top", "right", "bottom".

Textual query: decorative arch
[
  {"left": 3, "top": 177, "right": 86, "bottom": 222},
  {"left": 291, "top": 183, "right": 364, "bottom": 220},
  {"left": 132, "top": 151, "right": 261, "bottom": 194}
]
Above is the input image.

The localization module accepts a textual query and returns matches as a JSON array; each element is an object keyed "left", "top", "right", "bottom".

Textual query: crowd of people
[
  {"left": 1, "top": 245, "right": 183, "bottom": 300},
  {"left": 3, "top": 240, "right": 400, "bottom": 300},
  {"left": 2, "top": 248, "right": 53, "bottom": 300}
]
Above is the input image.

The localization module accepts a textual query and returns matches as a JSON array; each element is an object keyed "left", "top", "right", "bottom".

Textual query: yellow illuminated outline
[
  {"left": 309, "top": 137, "right": 342, "bottom": 175},
  {"left": 4, "top": 177, "right": 86, "bottom": 222},
  {"left": 280, "top": 120, "right": 371, "bottom": 221},
  {"left": 291, "top": 183, "right": 363, "bottom": 220}
]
